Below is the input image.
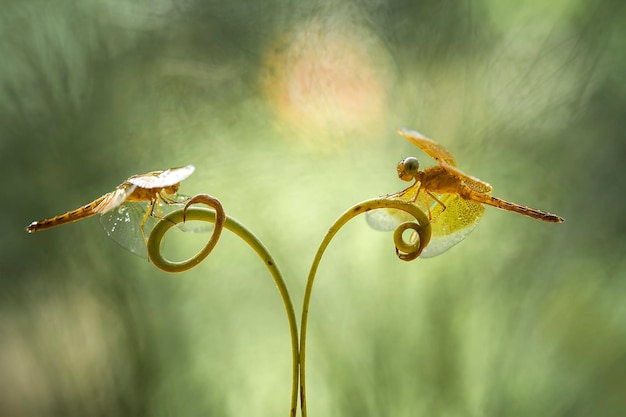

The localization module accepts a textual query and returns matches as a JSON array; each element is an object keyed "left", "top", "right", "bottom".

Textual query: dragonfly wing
[
  {"left": 421, "top": 194, "right": 484, "bottom": 257},
  {"left": 128, "top": 165, "right": 195, "bottom": 189},
  {"left": 367, "top": 190, "right": 484, "bottom": 258},
  {"left": 94, "top": 183, "right": 137, "bottom": 213},
  {"left": 100, "top": 196, "right": 210, "bottom": 257},
  {"left": 99, "top": 202, "right": 153, "bottom": 257},
  {"left": 397, "top": 128, "right": 457, "bottom": 166},
  {"left": 366, "top": 208, "right": 411, "bottom": 231}
]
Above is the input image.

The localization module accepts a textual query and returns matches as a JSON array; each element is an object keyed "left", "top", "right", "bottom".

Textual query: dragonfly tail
[
  {"left": 26, "top": 196, "right": 106, "bottom": 233},
  {"left": 468, "top": 191, "right": 564, "bottom": 223}
]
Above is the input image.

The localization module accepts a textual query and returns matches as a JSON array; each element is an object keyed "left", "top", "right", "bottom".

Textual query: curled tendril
[
  {"left": 147, "top": 194, "right": 226, "bottom": 273},
  {"left": 367, "top": 199, "right": 432, "bottom": 261},
  {"left": 299, "top": 198, "right": 430, "bottom": 417},
  {"left": 146, "top": 195, "right": 299, "bottom": 417},
  {"left": 394, "top": 221, "right": 427, "bottom": 261}
]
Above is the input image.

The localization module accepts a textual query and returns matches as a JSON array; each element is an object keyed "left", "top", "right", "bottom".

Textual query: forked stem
[
  {"left": 299, "top": 198, "right": 431, "bottom": 417},
  {"left": 147, "top": 195, "right": 300, "bottom": 417}
]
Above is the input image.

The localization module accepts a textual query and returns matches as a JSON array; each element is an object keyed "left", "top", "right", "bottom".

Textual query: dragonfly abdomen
[
  {"left": 26, "top": 196, "right": 106, "bottom": 233},
  {"left": 467, "top": 191, "right": 564, "bottom": 223}
]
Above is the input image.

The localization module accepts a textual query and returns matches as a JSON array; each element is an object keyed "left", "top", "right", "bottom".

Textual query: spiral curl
[
  {"left": 147, "top": 194, "right": 226, "bottom": 273},
  {"left": 369, "top": 200, "right": 432, "bottom": 261}
]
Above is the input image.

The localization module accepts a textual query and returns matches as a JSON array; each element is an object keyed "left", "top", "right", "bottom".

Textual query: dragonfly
[
  {"left": 26, "top": 165, "right": 196, "bottom": 256},
  {"left": 366, "top": 128, "right": 564, "bottom": 258}
]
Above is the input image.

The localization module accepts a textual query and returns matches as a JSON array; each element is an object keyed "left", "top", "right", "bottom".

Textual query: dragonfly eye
[{"left": 397, "top": 157, "right": 419, "bottom": 181}]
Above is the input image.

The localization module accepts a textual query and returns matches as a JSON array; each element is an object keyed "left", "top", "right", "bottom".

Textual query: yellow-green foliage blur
[{"left": 2, "top": 0, "right": 625, "bottom": 416}]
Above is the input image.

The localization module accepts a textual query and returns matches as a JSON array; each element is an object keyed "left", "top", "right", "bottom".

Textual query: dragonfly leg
[
  {"left": 159, "top": 191, "right": 181, "bottom": 205},
  {"left": 140, "top": 199, "right": 156, "bottom": 243},
  {"left": 425, "top": 191, "right": 447, "bottom": 221},
  {"left": 422, "top": 191, "right": 433, "bottom": 219},
  {"left": 407, "top": 183, "right": 423, "bottom": 204},
  {"left": 155, "top": 197, "right": 164, "bottom": 218},
  {"left": 386, "top": 180, "right": 419, "bottom": 199},
  {"left": 427, "top": 191, "right": 447, "bottom": 212}
]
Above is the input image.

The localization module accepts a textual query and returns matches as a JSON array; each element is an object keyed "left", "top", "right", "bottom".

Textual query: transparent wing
[
  {"left": 366, "top": 186, "right": 484, "bottom": 258},
  {"left": 366, "top": 209, "right": 407, "bottom": 232},
  {"left": 99, "top": 194, "right": 210, "bottom": 257},
  {"left": 128, "top": 165, "right": 195, "bottom": 189},
  {"left": 99, "top": 202, "right": 155, "bottom": 257}
]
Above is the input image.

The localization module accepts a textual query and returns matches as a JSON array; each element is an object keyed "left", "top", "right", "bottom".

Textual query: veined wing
[
  {"left": 422, "top": 193, "right": 484, "bottom": 257},
  {"left": 99, "top": 194, "right": 208, "bottom": 257},
  {"left": 366, "top": 185, "right": 484, "bottom": 258},
  {"left": 100, "top": 201, "right": 154, "bottom": 257},
  {"left": 100, "top": 200, "right": 186, "bottom": 257},
  {"left": 397, "top": 128, "right": 457, "bottom": 166},
  {"left": 94, "top": 182, "right": 137, "bottom": 213},
  {"left": 128, "top": 165, "right": 195, "bottom": 189}
]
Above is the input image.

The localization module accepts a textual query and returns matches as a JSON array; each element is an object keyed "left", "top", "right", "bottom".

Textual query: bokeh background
[{"left": 2, "top": 0, "right": 625, "bottom": 416}]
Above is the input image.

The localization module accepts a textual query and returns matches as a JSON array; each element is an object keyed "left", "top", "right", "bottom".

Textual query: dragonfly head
[{"left": 397, "top": 157, "right": 420, "bottom": 182}]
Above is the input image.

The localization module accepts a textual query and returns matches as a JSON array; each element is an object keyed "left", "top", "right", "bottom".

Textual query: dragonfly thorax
[{"left": 163, "top": 183, "right": 179, "bottom": 194}]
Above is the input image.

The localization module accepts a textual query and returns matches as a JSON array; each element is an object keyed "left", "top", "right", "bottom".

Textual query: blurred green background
[{"left": 2, "top": 0, "right": 625, "bottom": 416}]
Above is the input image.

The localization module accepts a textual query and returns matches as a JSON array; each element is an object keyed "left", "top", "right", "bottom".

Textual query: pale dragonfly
[
  {"left": 366, "top": 128, "right": 564, "bottom": 258},
  {"left": 26, "top": 165, "right": 196, "bottom": 256}
]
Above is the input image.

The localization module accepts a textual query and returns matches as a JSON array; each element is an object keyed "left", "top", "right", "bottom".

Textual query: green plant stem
[
  {"left": 147, "top": 204, "right": 300, "bottom": 417},
  {"left": 299, "top": 198, "right": 431, "bottom": 417},
  {"left": 147, "top": 194, "right": 226, "bottom": 273}
]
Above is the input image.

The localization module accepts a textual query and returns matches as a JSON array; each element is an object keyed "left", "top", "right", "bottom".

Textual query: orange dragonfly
[
  {"left": 366, "top": 128, "right": 563, "bottom": 257},
  {"left": 26, "top": 165, "right": 195, "bottom": 256}
]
